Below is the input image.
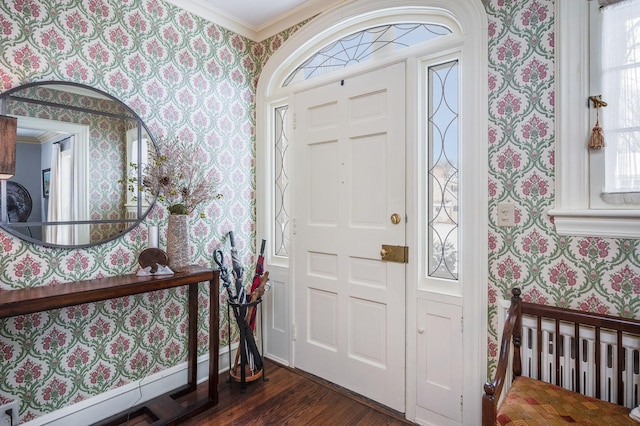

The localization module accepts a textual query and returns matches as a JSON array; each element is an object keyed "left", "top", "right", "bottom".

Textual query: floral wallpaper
[
  {"left": 1, "top": 0, "right": 639, "bottom": 422},
  {"left": 0, "top": 0, "right": 299, "bottom": 422},
  {"left": 485, "top": 0, "right": 640, "bottom": 375}
]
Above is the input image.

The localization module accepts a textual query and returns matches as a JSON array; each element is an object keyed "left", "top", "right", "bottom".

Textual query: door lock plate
[{"left": 380, "top": 244, "right": 409, "bottom": 263}]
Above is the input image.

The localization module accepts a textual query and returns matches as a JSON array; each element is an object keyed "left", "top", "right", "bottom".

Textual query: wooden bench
[{"left": 482, "top": 288, "right": 640, "bottom": 425}]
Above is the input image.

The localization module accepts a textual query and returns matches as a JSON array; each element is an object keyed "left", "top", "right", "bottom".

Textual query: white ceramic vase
[{"left": 166, "top": 214, "right": 189, "bottom": 271}]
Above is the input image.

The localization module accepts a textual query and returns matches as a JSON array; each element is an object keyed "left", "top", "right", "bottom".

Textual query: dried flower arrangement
[{"left": 125, "top": 137, "right": 222, "bottom": 216}]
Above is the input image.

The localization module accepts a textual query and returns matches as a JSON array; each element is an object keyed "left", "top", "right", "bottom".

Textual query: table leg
[
  {"left": 187, "top": 283, "right": 198, "bottom": 391},
  {"left": 208, "top": 278, "right": 219, "bottom": 403}
]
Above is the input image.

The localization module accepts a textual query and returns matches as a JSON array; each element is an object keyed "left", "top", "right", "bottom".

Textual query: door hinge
[
  {"left": 292, "top": 323, "right": 297, "bottom": 341},
  {"left": 460, "top": 395, "right": 463, "bottom": 411},
  {"left": 292, "top": 112, "right": 296, "bottom": 130},
  {"left": 461, "top": 316, "right": 464, "bottom": 333}
]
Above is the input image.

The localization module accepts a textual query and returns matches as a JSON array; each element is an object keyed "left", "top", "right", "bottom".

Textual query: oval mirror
[{"left": 0, "top": 81, "right": 157, "bottom": 248}]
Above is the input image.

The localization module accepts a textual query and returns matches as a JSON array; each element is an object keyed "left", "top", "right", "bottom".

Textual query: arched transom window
[{"left": 283, "top": 23, "right": 452, "bottom": 86}]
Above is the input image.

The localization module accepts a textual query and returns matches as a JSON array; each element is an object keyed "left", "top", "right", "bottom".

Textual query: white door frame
[{"left": 256, "top": 1, "right": 488, "bottom": 422}]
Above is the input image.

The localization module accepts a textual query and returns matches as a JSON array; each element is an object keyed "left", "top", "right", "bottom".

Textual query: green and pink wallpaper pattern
[
  {"left": 0, "top": 0, "right": 299, "bottom": 421},
  {"left": 484, "top": 0, "right": 640, "bottom": 375},
  {"left": 1, "top": 0, "right": 639, "bottom": 422}
]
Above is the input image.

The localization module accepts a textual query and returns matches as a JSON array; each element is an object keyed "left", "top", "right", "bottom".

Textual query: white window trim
[
  {"left": 268, "top": 98, "right": 291, "bottom": 268},
  {"left": 419, "top": 52, "right": 464, "bottom": 295},
  {"left": 549, "top": 0, "right": 640, "bottom": 238}
]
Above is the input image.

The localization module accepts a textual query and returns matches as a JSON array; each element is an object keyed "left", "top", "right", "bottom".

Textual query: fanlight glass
[{"left": 284, "top": 23, "right": 452, "bottom": 86}]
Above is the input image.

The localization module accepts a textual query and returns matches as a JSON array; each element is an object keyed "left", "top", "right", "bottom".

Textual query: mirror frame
[{"left": 0, "top": 81, "right": 158, "bottom": 249}]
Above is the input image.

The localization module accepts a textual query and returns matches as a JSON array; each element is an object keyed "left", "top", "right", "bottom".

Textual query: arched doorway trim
[{"left": 256, "top": 0, "right": 488, "bottom": 422}]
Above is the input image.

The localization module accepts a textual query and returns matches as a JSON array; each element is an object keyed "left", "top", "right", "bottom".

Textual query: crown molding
[
  {"left": 165, "top": 0, "right": 257, "bottom": 39},
  {"left": 254, "top": 0, "right": 349, "bottom": 41},
  {"left": 165, "top": 0, "right": 348, "bottom": 42}
]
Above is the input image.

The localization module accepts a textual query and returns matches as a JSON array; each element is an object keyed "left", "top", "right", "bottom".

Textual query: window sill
[{"left": 548, "top": 208, "right": 640, "bottom": 239}]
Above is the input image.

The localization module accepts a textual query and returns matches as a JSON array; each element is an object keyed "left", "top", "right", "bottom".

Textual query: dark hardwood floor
[
  {"left": 188, "top": 360, "right": 413, "bottom": 426},
  {"left": 125, "top": 360, "right": 414, "bottom": 425}
]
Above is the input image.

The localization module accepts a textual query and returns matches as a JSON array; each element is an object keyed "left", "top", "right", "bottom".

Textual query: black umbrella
[
  {"left": 229, "top": 231, "right": 247, "bottom": 304},
  {"left": 214, "top": 234, "right": 263, "bottom": 381}
]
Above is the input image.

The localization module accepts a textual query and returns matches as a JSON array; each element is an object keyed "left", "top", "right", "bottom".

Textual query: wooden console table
[{"left": 0, "top": 265, "right": 219, "bottom": 426}]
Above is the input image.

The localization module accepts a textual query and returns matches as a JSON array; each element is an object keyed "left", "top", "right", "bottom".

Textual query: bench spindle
[
  {"left": 596, "top": 326, "right": 601, "bottom": 400},
  {"left": 618, "top": 330, "right": 625, "bottom": 406},
  {"left": 555, "top": 319, "right": 561, "bottom": 386},
  {"left": 574, "top": 323, "right": 581, "bottom": 394}
]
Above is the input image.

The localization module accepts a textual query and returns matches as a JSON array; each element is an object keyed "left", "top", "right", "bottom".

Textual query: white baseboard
[
  {"left": 263, "top": 352, "right": 289, "bottom": 367},
  {"left": 23, "top": 345, "right": 237, "bottom": 426}
]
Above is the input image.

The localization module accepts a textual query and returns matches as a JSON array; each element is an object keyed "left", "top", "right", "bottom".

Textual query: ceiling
[
  {"left": 166, "top": 0, "right": 347, "bottom": 41},
  {"left": 197, "top": 0, "right": 309, "bottom": 28}
]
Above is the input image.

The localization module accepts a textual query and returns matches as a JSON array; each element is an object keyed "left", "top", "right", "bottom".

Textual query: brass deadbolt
[{"left": 380, "top": 244, "right": 409, "bottom": 263}]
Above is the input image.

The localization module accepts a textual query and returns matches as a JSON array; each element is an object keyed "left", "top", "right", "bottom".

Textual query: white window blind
[{"left": 600, "top": 0, "right": 640, "bottom": 194}]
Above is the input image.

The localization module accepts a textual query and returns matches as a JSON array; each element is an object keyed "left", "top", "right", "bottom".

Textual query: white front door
[{"left": 293, "top": 62, "right": 406, "bottom": 412}]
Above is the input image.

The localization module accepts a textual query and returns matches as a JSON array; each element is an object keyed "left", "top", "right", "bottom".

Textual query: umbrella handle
[{"left": 213, "top": 249, "right": 224, "bottom": 269}]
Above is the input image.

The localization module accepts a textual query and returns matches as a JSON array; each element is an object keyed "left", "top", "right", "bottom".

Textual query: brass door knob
[{"left": 390, "top": 213, "right": 401, "bottom": 224}]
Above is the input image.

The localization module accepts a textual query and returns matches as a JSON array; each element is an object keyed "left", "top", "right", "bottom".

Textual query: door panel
[
  {"left": 293, "top": 62, "right": 406, "bottom": 411},
  {"left": 417, "top": 299, "right": 463, "bottom": 421},
  {"left": 307, "top": 288, "right": 338, "bottom": 350},
  {"left": 350, "top": 134, "right": 387, "bottom": 227},
  {"left": 308, "top": 141, "right": 339, "bottom": 224}
]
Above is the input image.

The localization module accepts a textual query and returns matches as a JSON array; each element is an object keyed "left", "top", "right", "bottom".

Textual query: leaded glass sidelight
[
  {"left": 284, "top": 23, "right": 452, "bottom": 86},
  {"left": 274, "top": 105, "right": 290, "bottom": 257},
  {"left": 427, "top": 60, "right": 459, "bottom": 280}
]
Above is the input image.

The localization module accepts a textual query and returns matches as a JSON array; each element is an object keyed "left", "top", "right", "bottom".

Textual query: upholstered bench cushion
[{"left": 497, "top": 376, "right": 636, "bottom": 425}]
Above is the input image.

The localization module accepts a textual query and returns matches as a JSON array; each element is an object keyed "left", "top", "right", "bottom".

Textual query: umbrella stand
[
  {"left": 216, "top": 233, "right": 269, "bottom": 392},
  {"left": 228, "top": 298, "right": 266, "bottom": 391},
  {"left": 215, "top": 246, "right": 259, "bottom": 389},
  {"left": 229, "top": 270, "right": 270, "bottom": 374}
]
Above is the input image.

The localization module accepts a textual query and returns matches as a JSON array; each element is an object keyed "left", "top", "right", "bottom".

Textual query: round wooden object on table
[{"left": 138, "top": 248, "right": 169, "bottom": 273}]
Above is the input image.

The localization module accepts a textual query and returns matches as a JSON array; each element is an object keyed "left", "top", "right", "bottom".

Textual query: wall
[
  {"left": 2, "top": 0, "right": 639, "bottom": 421},
  {"left": 0, "top": 0, "right": 298, "bottom": 421},
  {"left": 485, "top": 0, "right": 640, "bottom": 375}
]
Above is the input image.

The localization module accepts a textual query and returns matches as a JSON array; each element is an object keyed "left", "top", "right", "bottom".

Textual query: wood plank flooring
[
  {"left": 188, "top": 360, "right": 413, "bottom": 426},
  {"left": 124, "top": 360, "right": 415, "bottom": 425}
]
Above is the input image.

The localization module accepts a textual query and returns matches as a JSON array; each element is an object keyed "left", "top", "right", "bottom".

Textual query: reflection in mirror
[
  {"left": 125, "top": 128, "right": 150, "bottom": 218},
  {"left": 0, "top": 82, "right": 157, "bottom": 248}
]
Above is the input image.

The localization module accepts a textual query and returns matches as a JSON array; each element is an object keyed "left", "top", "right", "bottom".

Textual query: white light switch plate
[{"left": 497, "top": 202, "right": 515, "bottom": 227}]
